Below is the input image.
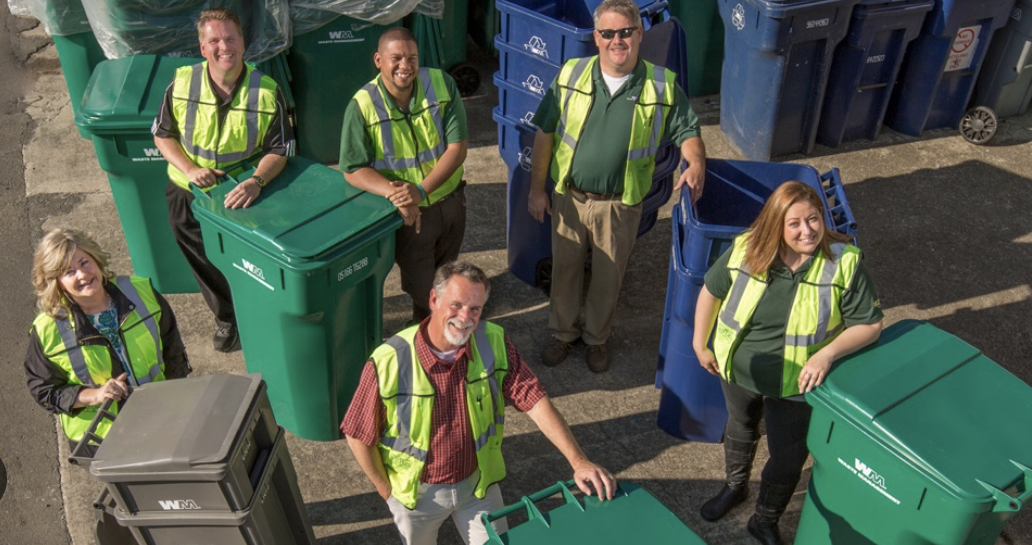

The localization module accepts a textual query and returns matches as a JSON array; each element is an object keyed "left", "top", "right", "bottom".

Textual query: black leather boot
[
  {"left": 700, "top": 437, "right": 758, "bottom": 522},
  {"left": 746, "top": 482, "right": 796, "bottom": 545}
]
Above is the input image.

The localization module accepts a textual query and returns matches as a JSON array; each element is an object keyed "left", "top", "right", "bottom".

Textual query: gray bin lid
[{"left": 90, "top": 374, "right": 264, "bottom": 481}]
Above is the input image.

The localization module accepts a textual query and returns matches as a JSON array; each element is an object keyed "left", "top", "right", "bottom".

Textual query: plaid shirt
[{"left": 341, "top": 320, "right": 546, "bottom": 484}]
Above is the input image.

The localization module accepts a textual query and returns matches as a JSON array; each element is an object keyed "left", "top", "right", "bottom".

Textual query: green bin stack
[
  {"left": 409, "top": 0, "right": 480, "bottom": 96},
  {"left": 798, "top": 320, "right": 1032, "bottom": 544},
  {"left": 76, "top": 55, "right": 202, "bottom": 294},
  {"left": 191, "top": 156, "right": 402, "bottom": 441},
  {"left": 668, "top": 0, "right": 724, "bottom": 96}
]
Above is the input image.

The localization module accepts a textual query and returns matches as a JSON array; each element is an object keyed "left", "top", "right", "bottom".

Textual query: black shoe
[
  {"left": 213, "top": 325, "right": 241, "bottom": 352},
  {"left": 747, "top": 514, "right": 784, "bottom": 545},
  {"left": 700, "top": 484, "right": 748, "bottom": 522}
]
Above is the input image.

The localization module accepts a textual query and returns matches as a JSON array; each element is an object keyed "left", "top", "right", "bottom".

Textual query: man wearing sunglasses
[{"left": 528, "top": 0, "right": 706, "bottom": 373}]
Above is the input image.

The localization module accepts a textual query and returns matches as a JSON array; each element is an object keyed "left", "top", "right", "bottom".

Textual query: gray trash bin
[{"left": 87, "top": 374, "right": 315, "bottom": 544}]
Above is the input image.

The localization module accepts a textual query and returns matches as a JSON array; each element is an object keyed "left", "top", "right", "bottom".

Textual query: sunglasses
[{"left": 596, "top": 27, "right": 638, "bottom": 40}]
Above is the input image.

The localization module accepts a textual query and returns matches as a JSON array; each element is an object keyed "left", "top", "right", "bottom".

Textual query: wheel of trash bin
[
  {"left": 959, "top": 106, "right": 998, "bottom": 145},
  {"left": 451, "top": 63, "right": 481, "bottom": 97}
]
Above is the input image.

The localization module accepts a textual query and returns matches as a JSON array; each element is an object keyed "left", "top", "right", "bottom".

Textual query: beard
[{"left": 443, "top": 318, "right": 475, "bottom": 347}]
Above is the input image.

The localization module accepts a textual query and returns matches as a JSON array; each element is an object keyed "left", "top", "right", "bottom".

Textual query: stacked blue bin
[
  {"left": 718, "top": 0, "right": 859, "bottom": 160},
  {"left": 817, "top": 0, "right": 935, "bottom": 147},
  {"left": 655, "top": 159, "right": 857, "bottom": 443},
  {"left": 494, "top": 0, "right": 685, "bottom": 287},
  {"left": 884, "top": 0, "right": 1016, "bottom": 136}
]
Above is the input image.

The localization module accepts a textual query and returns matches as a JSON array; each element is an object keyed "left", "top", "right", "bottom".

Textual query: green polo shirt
[
  {"left": 338, "top": 71, "right": 467, "bottom": 175},
  {"left": 531, "top": 59, "right": 700, "bottom": 196},
  {"left": 704, "top": 246, "right": 883, "bottom": 398}
]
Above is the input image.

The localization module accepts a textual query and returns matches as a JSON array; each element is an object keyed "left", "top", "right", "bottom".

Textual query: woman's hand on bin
[
  {"left": 76, "top": 373, "right": 128, "bottom": 407},
  {"left": 798, "top": 353, "right": 833, "bottom": 394},
  {"left": 187, "top": 166, "right": 225, "bottom": 189}
]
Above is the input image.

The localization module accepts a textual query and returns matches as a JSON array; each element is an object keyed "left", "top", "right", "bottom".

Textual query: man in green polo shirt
[
  {"left": 528, "top": 0, "right": 706, "bottom": 373},
  {"left": 339, "top": 27, "right": 469, "bottom": 324}
]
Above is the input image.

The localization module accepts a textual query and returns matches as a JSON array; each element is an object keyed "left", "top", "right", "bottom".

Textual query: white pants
[{"left": 386, "top": 470, "right": 508, "bottom": 545}]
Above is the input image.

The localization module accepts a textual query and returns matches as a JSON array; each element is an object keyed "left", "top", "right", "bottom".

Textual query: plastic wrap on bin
[
  {"left": 17, "top": 0, "right": 91, "bottom": 35},
  {"left": 289, "top": 0, "right": 422, "bottom": 35},
  {"left": 413, "top": 0, "right": 443, "bottom": 18},
  {"left": 81, "top": 0, "right": 290, "bottom": 62}
]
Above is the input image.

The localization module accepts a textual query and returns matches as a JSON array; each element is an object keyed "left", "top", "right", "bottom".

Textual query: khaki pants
[
  {"left": 548, "top": 189, "right": 642, "bottom": 346},
  {"left": 385, "top": 470, "right": 507, "bottom": 545}
]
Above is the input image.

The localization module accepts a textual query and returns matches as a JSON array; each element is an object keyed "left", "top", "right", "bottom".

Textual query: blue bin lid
[
  {"left": 76, "top": 55, "right": 201, "bottom": 134},
  {"left": 808, "top": 320, "right": 1032, "bottom": 502},
  {"left": 190, "top": 156, "right": 401, "bottom": 263},
  {"left": 641, "top": 17, "right": 689, "bottom": 92}
]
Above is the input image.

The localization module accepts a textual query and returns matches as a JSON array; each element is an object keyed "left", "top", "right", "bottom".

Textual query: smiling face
[
  {"left": 58, "top": 248, "right": 106, "bottom": 307},
  {"left": 427, "top": 275, "right": 486, "bottom": 351},
  {"left": 782, "top": 201, "right": 825, "bottom": 262},
  {"left": 199, "top": 19, "right": 244, "bottom": 79},
  {"left": 594, "top": 10, "right": 641, "bottom": 76},
  {"left": 374, "top": 37, "right": 419, "bottom": 101}
]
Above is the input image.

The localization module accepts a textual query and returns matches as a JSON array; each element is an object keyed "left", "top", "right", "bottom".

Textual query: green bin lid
[
  {"left": 484, "top": 481, "right": 707, "bottom": 544},
  {"left": 191, "top": 156, "right": 401, "bottom": 263},
  {"left": 808, "top": 320, "right": 1032, "bottom": 502},
  {"left": 89, "top": 374, "right": 264, "bottom": 479},
  {"left": 76, "top": 55, "right": 201, "bottom": 133}
]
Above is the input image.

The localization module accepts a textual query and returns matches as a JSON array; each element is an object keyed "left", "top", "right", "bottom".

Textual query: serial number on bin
[{"left": 338, "top": 257, "right": 369, "bottom": 281}]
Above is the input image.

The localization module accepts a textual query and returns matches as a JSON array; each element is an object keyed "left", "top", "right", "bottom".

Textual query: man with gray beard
[{"left": 342, "top": 261, "right": 614, "bottom": 545}]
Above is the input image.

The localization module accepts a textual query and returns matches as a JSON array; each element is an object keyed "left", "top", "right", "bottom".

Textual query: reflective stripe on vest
[
  {"left": 552, "top": 56, "right": 675, "bottom": 206},
  {"left": 713, "top": 235, "right": 861, "bottom": 396},
  {"left": 168, "top": 62, "right": 278, "bottom": 190},
  {"left": 374, "top": 321, "right": 508, "bottom": 509},
  {"left": 113, "top": 277, "right": 163, "bottom": 384},
  {"left": 354, "top": 68, "right": 462, "bottom": 205}
]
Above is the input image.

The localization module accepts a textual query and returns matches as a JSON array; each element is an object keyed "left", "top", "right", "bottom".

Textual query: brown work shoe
[
  {"left": 586, "top": 344, "right": 610, "bottom": 373},
  {"left": 541, "top": 339, "right": 573, "bottom": 367}
]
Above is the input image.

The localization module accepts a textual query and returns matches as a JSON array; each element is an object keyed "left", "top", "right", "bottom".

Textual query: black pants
[
  {"left": 722, "top": 380, "right": 813, "bottom": 488},
  {"left": 395, "top": 183, "right": 467, "bottom": 322},
  {"left": 165, "top": 181, "right": 235, "bottom": 328}
]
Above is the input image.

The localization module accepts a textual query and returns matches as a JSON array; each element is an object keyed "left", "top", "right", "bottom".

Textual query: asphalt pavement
[{"left": 1, "top": 7, "right": 1031, "bottom": 545}]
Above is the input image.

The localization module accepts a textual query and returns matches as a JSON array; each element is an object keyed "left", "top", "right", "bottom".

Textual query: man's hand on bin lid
[{"left": 573, "top": 459, "right": 617, "bottom": 501}]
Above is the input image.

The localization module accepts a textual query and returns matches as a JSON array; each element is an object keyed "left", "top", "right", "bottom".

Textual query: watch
[{"left": 252, "top": 175, "right": 267, "bottom": 188}]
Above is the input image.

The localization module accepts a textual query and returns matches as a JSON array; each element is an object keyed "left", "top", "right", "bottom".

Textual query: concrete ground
[{"left": 1, "top": 6, "right": 1031, "bottom": 545}]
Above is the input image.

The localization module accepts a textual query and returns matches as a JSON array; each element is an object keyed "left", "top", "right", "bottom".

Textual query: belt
[
  {"left": 569, "top": 185, "right": 622, "bottom": 201},
  {"left": 424, "top": 180, "right": 466, "bottom": 208}
]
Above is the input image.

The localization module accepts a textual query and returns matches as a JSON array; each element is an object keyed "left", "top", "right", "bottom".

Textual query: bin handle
[
  {"left": 1018, "top": 41, "right": 1032, "bottom": 75},
  {"left": 977, "top": 461, "right": 1032, "bottom": 514},
  {"left": 187, "top": 160, "right": 253, "bottom": 200},
  {"left": 67, "top": 398, "right": 116, "bottom": 468},
  {"left": 819, "top": 167, "right": 858, "bottom": 240},
  {"left": 641, "top": 1, "right": 670, "bottom": 30},
  {"left": 479, "top": 480, "right": 628, "bottom": 543}
]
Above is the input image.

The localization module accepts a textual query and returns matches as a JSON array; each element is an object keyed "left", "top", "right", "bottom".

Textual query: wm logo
[
  {"left": 329, "top": 30, "right": 354, "bottom": 39},
  {"left": 143, "top": 148, "right": 162, "bottom": 157},
  {"left": 157, "top": 499, "right": 201, "bottom": 510},
  {"left": 855, "top": 459, "right": 885, "bottom": 488}
]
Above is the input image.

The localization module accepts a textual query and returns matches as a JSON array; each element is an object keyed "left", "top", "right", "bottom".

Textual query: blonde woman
[
  {"left": 693, "top": 182, "right": 883, "bottom": 545},
  {"left": 25, "top": 229, "right": 189, "bottom": 456}
]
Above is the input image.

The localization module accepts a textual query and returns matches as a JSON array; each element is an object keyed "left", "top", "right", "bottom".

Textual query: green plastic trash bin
[
  {"left": 190, "top": 156, "right": 403, "bottom": 441},
  {"left": 286, "top": 15, "right": 397, "bottom": 164},
  {"left": 668, "top": 0, "right": 724, "bottom": 96},
  {"left": 482, "top": 481, "right": 708, "bottom": 544},
  {"left": 409, "top": 0, "right": 481, "bottom": 96},
  {"left": 469, "top": 0, "right": 501, "bottom": 57},
  {"left": 75, "top": 55, "right": 201, "bottom": 295},
  {"left": 797, "top": 320, "right": 1032, "bottom": 544}
]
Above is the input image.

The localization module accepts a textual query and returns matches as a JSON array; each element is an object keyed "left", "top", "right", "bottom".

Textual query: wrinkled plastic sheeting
[
  {"left": 290, "top": 0, "right": 439, "bottom": 36},
  {"left": 81, "top": 0, "right": 291, "bottom": 62},
  {"left": 413, "top": 0, "right": 443, "bottom": 18},
  {"left": 10, "top": 0, "right": 92, "bottom": 35}
]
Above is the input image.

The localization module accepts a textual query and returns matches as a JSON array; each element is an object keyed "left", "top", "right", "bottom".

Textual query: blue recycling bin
[
  {"left": 718, "top": 0, "right": 859, "bottom": 160},
  {"left": 817, "top": 0, "right": 935, "bottom": 147},
  {"left": 971, "top": 0, "right": 1032, "bottom": 118},
  {"left": 884, "top": 0, "right": 1016, "bottom": 135},
  {"left": 656, "top": 159, "right": 856, "bottom": 442}
]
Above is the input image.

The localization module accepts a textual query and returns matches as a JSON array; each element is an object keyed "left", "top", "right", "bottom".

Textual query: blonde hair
[
  {"left": 196, "top": 8, "right": 243, "bottom": 41},
  {"left": 32, "top": 229, "right": 115, "bottom": 319},
  {"left": 743, "top": 181, "right": 851, "bottom": 276}
]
